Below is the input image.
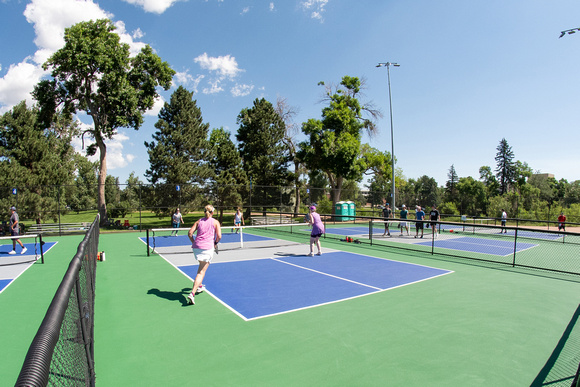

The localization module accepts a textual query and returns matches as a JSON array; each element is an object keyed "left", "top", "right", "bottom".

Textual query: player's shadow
[{"left": 147, "top": 287, "right": 191, "bottom": 306}]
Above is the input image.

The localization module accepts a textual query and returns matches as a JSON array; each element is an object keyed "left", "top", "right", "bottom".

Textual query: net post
[
  {"left": 146, "top": 229, "right": 150, "bottom": 256},
  {"left": 39, "top": 234, "right": 45, "bottom": 264},
  {"left": 369, "top": 220, "right": 373, "bottom": 246},
  {"left": 240, "top": 226, "right": 244, "bottom": 248}
]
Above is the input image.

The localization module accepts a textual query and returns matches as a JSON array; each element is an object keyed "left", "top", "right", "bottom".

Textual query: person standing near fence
[
  {"left": 171, "top": 208, "right": 184, "bottom": 236},
  {"left": 429, "top": 205, "right": 440, "bottom": 238},
  {"left": 8, "top": 207, "right": 27, "bottom": 255},
  {"left": 558, "top": 212, "right": 566, "bottom": 232},
  {"left": 414, "top": 205, "right": 425, "bottom": 238},
  {"left": 399, "top": 204, "right": 409, "bottom": 237},
  {"left": 501, "top": 209, "right": 507, "bottom": 233},
  {"left": 382, "top": 202, "right": 392, "bottom": 237},
  {"left": 186, "top": 204, "right": 221, "bottom": 305},
  {"left": 234, "top": 207, "right": 244, "bottom": 233},
  {"left": 308, "top": 205, "right": 324, "bottom": 256}
]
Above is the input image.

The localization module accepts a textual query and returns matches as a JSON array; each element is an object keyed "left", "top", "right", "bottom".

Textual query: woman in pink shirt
[{"left": 186, "top": 204, "right": 222, "bottom": 305}]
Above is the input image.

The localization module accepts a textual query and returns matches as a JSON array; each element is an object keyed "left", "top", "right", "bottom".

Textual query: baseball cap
[
  {"left": 309, "top": 205, "right": 316, "bottom": 211},
  {"left": 402, "top": 204, "right": 406, "bottom": 208},
  {"left": 385, "top": 203, "right": 389, "bottom": 206},
  {"left": 10, "top": 206, "right": 16, "bottom": 211}
]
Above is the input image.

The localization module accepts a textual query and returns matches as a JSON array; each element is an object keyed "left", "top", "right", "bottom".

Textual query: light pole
[{"left": 376, "top": 62, "right": 400, "bottom": 209}]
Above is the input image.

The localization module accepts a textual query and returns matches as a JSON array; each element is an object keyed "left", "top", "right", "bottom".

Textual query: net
[
  {"left": 146, "top": 222, "right": 311, "bottom": 256},
  {"left": 16, "top": 215, "right": 99, "bottom": 387},
  {"left": 0, "top": 234, "right": 45, "bottom": 265}
]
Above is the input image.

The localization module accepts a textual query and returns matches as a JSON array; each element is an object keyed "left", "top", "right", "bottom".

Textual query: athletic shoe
[
  {"left": 186, "top": 293, "right": 195, "bottom": 305},
  {"left": 307, "top": 252, "right": 314, "bottom": 256},
  {"left": 21, "top": 247, "right": 27, "bottom": 254},
  {"left": 8, "top": 250, "right": 16, "bottom": 255},
  {"left": 195, "top": 284, "right": 204, "bottom": 295},
  {"left": 316, "top": 252, "right": 321, "bottom": 256}
]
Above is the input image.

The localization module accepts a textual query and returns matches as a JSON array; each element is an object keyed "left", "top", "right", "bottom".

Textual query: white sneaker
[
  {"left": 316, "top": 252, "right": 321, "bottom": 256},
  {"left": 8, "top": 250, "right": 16, "bottom": 255},
  {"left": 195, "top": 284, "right": 204, "bottom": 295},
  {"left": 307, "top": 252, "right": 314, "bottom": 256},
  {"left": 21, "top": 247, "right": 27, "bottom": 255},
  {"left": 186, "top": 293, "right": 195, "bottom": 305}
]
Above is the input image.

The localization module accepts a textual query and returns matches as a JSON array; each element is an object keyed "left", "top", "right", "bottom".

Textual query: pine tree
[
  {"left": 445, "top": 164, "right": 459, "bottom": 202},
  {"left": 144, "top": 86, "right": 213, "bottom": 213},
  {"left": 495, "top": 138, "right": 516, "bottom": 195}
]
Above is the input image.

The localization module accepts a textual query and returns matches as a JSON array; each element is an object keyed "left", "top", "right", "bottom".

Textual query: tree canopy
[{"left": 33, "top": 18, "right": 175, "bottom": 225}]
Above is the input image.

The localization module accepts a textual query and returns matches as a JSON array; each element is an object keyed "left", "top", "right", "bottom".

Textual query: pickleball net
[
  {"left": 0, "top": 234, "right": 45, "bottom": 265},
  {"left": 16, "top": 215, "right": 99, "bottom": 387},
  {"left": 146, "top": 222, "right": 312, "bottom": 256}
]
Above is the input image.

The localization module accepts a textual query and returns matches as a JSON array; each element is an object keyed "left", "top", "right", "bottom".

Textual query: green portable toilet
[
  {"left": 335, "top": 201, "right": 347, "bottom": 221},
  {"left": 347, "top": 201, "right": 356, "bottom": 221},
  {"left": 341, "top": 202, "right": 349, "bottom": 221}
]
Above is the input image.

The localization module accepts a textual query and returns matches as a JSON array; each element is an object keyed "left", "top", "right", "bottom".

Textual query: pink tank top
[{"left": 193, "top": 217, "right": 216, "bottom": 250}]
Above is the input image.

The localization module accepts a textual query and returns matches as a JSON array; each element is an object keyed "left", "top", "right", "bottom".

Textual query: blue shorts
[{"left": 172, "top": 223, "right": 180, "bottom": 229}]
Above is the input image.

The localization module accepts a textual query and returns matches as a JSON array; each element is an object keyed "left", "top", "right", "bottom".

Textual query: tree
[
  {"left": 299, "top": 76, "right": 380, "bottom": 209},
  {"left": 0, "top": 101, "right": 77, "bottom": 222},
  {"left": 456, "top": 176, "right": 487, "bottom": 216},
  {"left": 276, "top": 97, "right": 305, "bottom": 215},
  {"left": 236, "top": 98, "right": 291, "bottom": 212},
  {"left": 208, "top": 127, "right": 247, "bottom": 222},
  {"left": 495, "top": 138, "right": 516, "bottom": 195},
  {"left": 33, "top": 19, "right": 175, "bottom": 225},
  {"left": 121, "top": 172, "right": 143, "bottom": 212},
  {"left": 479, "top": 166, "right": 499, "bottom": 197},
  {"left": 68, "top": 153, "right": 99, "bottom": 212},
  {"left": 415, "top": 175, "right": 439, "bottom": 207},
  {"left": 445, "top": 164, "right": 459, "bottom": 203}
]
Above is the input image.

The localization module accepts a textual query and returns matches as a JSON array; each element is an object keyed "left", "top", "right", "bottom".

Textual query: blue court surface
[
  {"left": 178, "top": 251, "right": 452, "bottom": 320},
  {"left": 0, "top": 241, "right": 57, "bottom": 294},
  {"left": 415, "top": 236, "right": 536, "bottom": 256}
]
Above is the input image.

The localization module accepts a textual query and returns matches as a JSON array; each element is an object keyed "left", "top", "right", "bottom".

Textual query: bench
[
  {"left": 26, "top": 222, "right": 89, "bottom": 235},
  {"left": 251, "top": 216, "right": 295, "bottom": 226}
]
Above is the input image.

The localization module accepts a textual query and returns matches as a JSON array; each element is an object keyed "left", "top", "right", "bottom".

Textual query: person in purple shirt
[
  {"left": 308, "top": 205, "right": 325, "bottom": 256},
  {"left": 185, "top": 204, "right": 222, "bottom": 305}
]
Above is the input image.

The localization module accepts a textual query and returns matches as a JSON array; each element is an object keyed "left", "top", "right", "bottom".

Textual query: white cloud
[
  {"left": 269, "top": 3, "right": 275, "bottom": 12},
  {"left": 121, "top": 0, "right": 182, "bottom": 14},
  {"left": 301, "top": 0, "right": 329, "bottom": 21},
  {"left": 194, "top": 53, "right": 243, "bottom": 79},
  {"left": 231, "top": 83, "right": 254, "bottom": 97},
  {"left": 202, "top": 79, "right": 224, "bottom": 95},
  {"left": 0, "top": 61, "right": 47, "bottom": 114},
  {"left": 174, "top": 71, "right": 204, "bottom": 93},
  {"left": 241, "top": 6, "right": 250, "bottom": 15},
  {"left": 144, "top": 95, "right": 166, "bottom": 117}
]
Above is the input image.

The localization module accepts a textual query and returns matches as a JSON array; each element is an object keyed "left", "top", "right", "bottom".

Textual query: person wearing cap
[
  {"left": 399, "top": 204, "right": 409, "bottom": 236},
  {"left": 170, "top": 208, "right": 184, "bottom": 236},
  {"left": 381, "top": 201, "right": 392, "bottom": 237},
  {"left": 8, "top": 207, "right": 27, "bottom": 255},
  {"left": 414, "top": 205, "right": 425, "bottom": 238},
  {"left": 185, "top": 204, "right": 222, "bottom": 305},
  {"left": 429, "top": 204, "right": 441, "bottom": 238},
  {"left": 308, "top": 205, "right": 324, "bottom": 256}
]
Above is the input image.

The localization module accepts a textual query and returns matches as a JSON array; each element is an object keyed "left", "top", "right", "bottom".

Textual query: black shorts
[
  {"left": 311, "top": 233, "right": 323, "bottom": 238},
  {"left": 416, "top": 222, "right": 424, "bottom": 230}
]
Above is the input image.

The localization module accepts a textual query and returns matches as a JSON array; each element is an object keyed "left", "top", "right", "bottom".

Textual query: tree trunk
[{"left": 97, "top": 137, "right": 108, "bottom": 227}]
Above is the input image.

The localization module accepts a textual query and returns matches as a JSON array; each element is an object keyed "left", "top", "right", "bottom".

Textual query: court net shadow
[{"left": 530, "top": 304, "right": 580, "bottom": 386}]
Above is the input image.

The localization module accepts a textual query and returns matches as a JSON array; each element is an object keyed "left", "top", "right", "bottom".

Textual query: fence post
[
  {"left": 369, "top": 220, "right": 373, "bottom": 246},
  {"left": 512, "top": 228, "right": 518, "bottom": 267}
]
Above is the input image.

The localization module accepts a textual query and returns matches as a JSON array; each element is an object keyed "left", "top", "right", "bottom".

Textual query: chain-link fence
[{"left": 16, "top": 215, "right": 99, "bottom": 386}]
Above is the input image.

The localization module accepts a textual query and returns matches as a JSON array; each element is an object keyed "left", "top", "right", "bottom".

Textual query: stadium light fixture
[
  {"left": 376, "top": 62, "right": 400, "bottom": 210},
  {"left": 559, "top": 27, "right": 580, "bottom": 38}
]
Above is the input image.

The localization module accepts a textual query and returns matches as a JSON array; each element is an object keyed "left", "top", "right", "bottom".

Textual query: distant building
[{"left": 533, "top": 173, "right": 554, "bottom": 179}]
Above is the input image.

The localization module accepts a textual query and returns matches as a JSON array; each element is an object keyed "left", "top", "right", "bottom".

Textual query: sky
[{"left": 1, "top": 0, "right": 579, "bottom": 188}]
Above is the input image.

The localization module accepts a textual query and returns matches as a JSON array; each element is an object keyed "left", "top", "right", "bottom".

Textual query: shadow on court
[
  {"left": 531, "top": 303, "right": 580, "bottom": 386},
  {"left": 147, "top": 287, "right": 191, "bottom": 307}
]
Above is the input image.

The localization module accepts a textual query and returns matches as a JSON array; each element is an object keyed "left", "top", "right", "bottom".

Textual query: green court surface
[{"left": 2, "top": 231, "right": 580, "bottom": 386}]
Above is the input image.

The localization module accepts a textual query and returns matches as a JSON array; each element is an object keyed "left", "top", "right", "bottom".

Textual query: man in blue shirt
[{"left": 414, "top": 205, "right": 425, "bottom": 238}]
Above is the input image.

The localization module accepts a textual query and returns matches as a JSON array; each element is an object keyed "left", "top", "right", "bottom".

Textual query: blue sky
[{"left": 1, "top": 0, "right": 579, "bottom": 188}]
